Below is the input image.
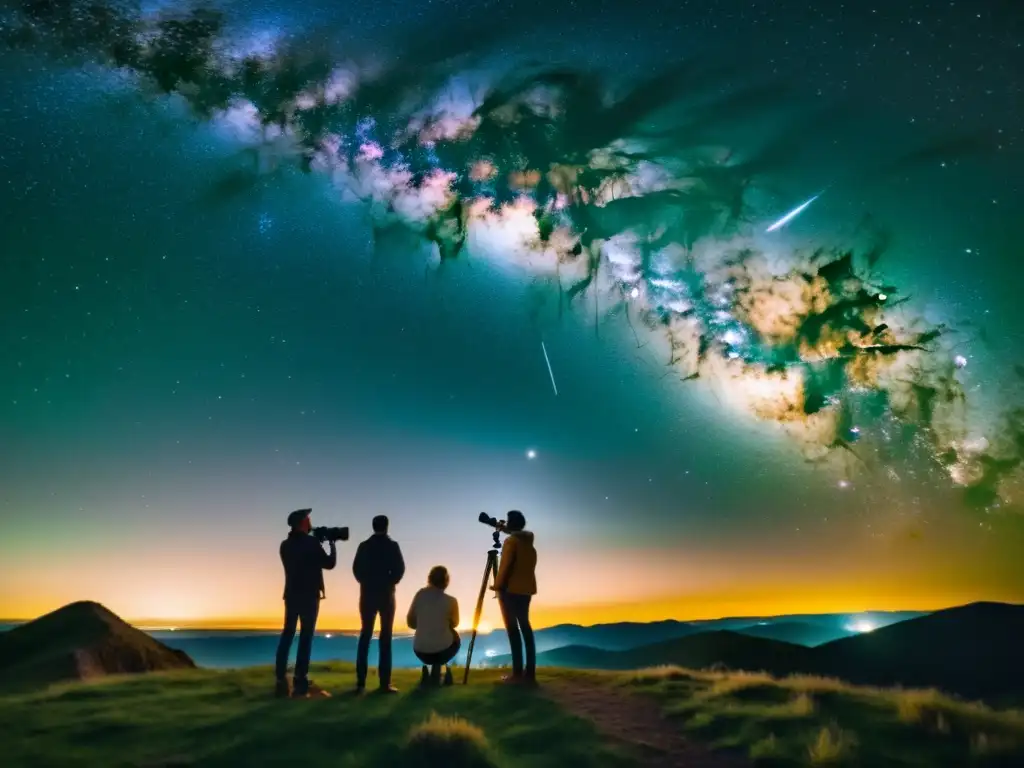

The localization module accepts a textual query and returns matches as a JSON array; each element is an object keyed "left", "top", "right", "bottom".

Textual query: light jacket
[
  {"left": 406, "top": 586, "right": 460, "bottom": 653},
  {"left": 494, "top": 530, "right": 537, "bottom": 595}
]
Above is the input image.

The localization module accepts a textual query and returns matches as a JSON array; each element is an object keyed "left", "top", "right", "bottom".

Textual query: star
[{"left": 526, "top": 449, "right": 537, "bottom": 460}]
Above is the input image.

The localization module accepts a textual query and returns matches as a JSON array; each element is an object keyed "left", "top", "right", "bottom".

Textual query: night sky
[{"left": 1, "top": 0, "right": 1022, "bottom": 630}]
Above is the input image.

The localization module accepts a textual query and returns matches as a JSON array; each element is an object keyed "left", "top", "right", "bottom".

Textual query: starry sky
[{"left": 1, "top": 0, "right": 1022, "bottom": 630}]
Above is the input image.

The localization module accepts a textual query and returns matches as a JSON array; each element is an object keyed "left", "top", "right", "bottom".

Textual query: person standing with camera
[
  {"left": 352, "top": 514, "right": 405, "bottom": 693},
  {"left": 491, "top": 510, "right": 538, "bottom": 684},
  {"left": 275, "top": 508, "right": 337, "bottom": 699}
]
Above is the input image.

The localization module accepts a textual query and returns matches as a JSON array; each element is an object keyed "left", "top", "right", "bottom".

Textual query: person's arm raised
[{"left": 322, "top": 539, "right": 337, "bottom": 570}]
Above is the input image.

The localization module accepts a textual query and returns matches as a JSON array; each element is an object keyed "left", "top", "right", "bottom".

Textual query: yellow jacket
[{"left": 494, "top": 530, "right": 537, "bottom": 595}]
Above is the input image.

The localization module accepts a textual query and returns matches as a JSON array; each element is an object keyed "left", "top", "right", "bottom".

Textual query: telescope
[
  {"left": 463, "top": 512, "right": 507, "bottom": 684},
  {"left": 478, "top": 511, "right": 507, "bottom": 533}
]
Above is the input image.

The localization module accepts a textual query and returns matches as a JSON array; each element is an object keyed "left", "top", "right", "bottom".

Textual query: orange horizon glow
[
  {"left": 5, "top": 589, "right": 1022, "bottom": 632},
  {"left": 5, "top": 514, "right": 1023, "bottom": 634}
]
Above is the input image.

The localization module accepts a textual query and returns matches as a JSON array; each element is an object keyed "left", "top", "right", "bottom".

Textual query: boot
[
  {"left": 430, "top": 664, "right": 442, "bottom": 687},
  {"left": 420, "top": 665, "right": 430, "bottom": 687},
  {"left": 443, "top": 666, "right": 454, "bottom": 687}
]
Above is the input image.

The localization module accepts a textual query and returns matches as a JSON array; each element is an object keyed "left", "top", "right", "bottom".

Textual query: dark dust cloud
[{"left": 1, "top": 0, "right": 1022, "bottom": 622}]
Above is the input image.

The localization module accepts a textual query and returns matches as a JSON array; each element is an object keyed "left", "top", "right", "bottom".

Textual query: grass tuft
[
  {"left": 627, "top": 665, "right": 698, "bottom": 684},
  {"left": 624, "top": 666, "right": 1024, "bottom": 766},
  {"left": 401, "top": 712, "right": 501, "bottom": 768},
  {"left": 806, "top": 724, "right": 856, "bottom": 765},
  {"left": 749, "top": 732, "right": 784, "bottom": 760},
  {"left": 769, "top": 692, "right": 815, "bottom": 719}
]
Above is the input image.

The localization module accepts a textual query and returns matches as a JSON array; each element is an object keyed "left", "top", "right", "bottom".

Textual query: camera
[
  {"left": 478, "top": 512, "right": 507, "bottom": 531},
  {"left": 313, "top": 526, "right": 349, "bottom": 543}
]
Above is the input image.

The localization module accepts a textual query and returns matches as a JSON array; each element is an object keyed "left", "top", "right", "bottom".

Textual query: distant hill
[
  {"left": 734, "top": 620, "right": 858, "bottom": 647},
  {"left": 528, "top": 619, "right": 703, "bottom": 651},
  {"left": 491, "top": 602, "right": 1024, "bottom": 703},
  {"left": 0, "top": 601, "right": 195, "bottom": 692},
  {"left": 689, "top": 610, "right": 924, "bottom": 633},
  {"left": 526, "top": 610, "right": 923, "bottom": 652},
  {"left": 809, "top": 601, "right": 1024, "bottom": 701},
  {"left": 0, "top": 607, "right": 929, "bottom": 670},
  {"left": 490, "top": 630, "right": 810, "bottom": 675}
]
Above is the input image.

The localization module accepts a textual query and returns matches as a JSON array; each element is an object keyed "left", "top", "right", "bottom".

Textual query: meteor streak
[
  {"left": 541, "top": 341, "right": 559, "bottom": 396},
  {"left": 765, "top": 194, "right": 820, "bottom": 233}
]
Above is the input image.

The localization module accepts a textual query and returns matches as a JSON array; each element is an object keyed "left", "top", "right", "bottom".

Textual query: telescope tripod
[{"left": 463, "top": 532, "right": 501, "bottom": 685}]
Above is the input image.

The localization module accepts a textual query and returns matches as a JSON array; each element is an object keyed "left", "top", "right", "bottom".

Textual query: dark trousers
[
  {"left": 356, "top": 591, "right": 395, "bottom": 686},
  {"left": 498, "top": 591, "right": 535, "bottom": 678},
  {"left": 275, "top": 596, "right": 319, "bottom": 691},
  {"left": 414, "top": 631, "right": 462, "bottom": 667}
]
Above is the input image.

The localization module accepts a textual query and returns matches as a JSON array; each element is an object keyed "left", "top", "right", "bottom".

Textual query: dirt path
[{"left": 544, "top": 680, "right": 750, "bottom": 768}]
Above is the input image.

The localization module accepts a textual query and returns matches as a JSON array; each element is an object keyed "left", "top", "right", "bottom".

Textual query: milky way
[{"left": 6, "top": 0, "right": 1021, "bottom": 513}]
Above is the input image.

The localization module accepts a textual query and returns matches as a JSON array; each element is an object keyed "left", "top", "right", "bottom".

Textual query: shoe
[
  {"left": 292, "top": 679, "right": 331, "bottom": 698},
  {"left": 443, "top": 667, "right": 454, "bottom": 687},
  {"left": 378, "top": 683, "right": 400, "bottom": 694},
  {"left": 307, "top": 681, "right": 332, "bottom": 698},
  {"left": 419, "top": 666, "right": 430, "bottom": 687},
  {"left": 274, "top": 679, "right": 291, "bottom": 698},
  {"left": 354, "top": 681, "right": 366, "bottom": 693}
]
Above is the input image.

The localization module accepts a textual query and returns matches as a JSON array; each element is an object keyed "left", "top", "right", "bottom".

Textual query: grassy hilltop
[{"left": 2, "top": 663, "right": 1024, "bottom": 768}]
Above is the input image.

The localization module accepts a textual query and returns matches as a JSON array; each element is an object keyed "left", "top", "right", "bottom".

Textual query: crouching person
[{"left": 407, "top": 565, "right": 460, "bottom": 687}]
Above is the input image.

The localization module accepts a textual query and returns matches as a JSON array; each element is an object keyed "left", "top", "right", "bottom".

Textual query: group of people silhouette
[{"left": 275, "top": 509, "right": 538, "bottom": 698}]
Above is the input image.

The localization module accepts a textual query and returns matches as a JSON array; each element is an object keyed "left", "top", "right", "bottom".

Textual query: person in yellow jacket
[{"left": 490, "top": 510, "right": 538, "bottom": 683}]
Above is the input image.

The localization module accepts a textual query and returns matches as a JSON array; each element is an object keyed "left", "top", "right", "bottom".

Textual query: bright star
[{"left": 526, "top": 449, "right": 537, "bottom": 460}]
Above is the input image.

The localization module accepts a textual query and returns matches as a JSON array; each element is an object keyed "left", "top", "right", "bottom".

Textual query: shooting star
[
  {"left": 765, "top": 193, "right": 821, "bottom": 233},
  {"left": 541, "top": 341, "right": 559, "bottom": 396}
]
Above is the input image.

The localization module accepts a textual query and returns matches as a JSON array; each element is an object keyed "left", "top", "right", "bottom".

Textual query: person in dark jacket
[
  {"left": 352, "top": 514, "right": 405, "bottom": 692},
  {"left": 275, "top": 508, "right": 337, "bottom": 698}
]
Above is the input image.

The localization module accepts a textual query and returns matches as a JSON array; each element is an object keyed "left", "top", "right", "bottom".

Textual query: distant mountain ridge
[
  {"left": 490, "top": 602, "right": 1024, "bottom": 702},
  {"left": 0, "top": 606, "right": 930, "bottom": 672},
  {"left": 498, "top": 630, "right": 810, "bottom": 675}
]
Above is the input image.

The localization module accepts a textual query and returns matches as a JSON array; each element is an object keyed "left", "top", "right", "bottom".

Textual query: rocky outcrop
[{"left": 0, "top": 601, "right": 196, "bottom": 690}]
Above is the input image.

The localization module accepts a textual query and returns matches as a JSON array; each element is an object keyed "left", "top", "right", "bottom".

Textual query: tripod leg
[{"left": 463, "top": 550, "right": 497, "bottom": 685}]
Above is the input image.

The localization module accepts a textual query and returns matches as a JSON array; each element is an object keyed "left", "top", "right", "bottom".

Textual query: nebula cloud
[{"left": 6, "top": 0, "right": 1021, "bottom": 512}]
